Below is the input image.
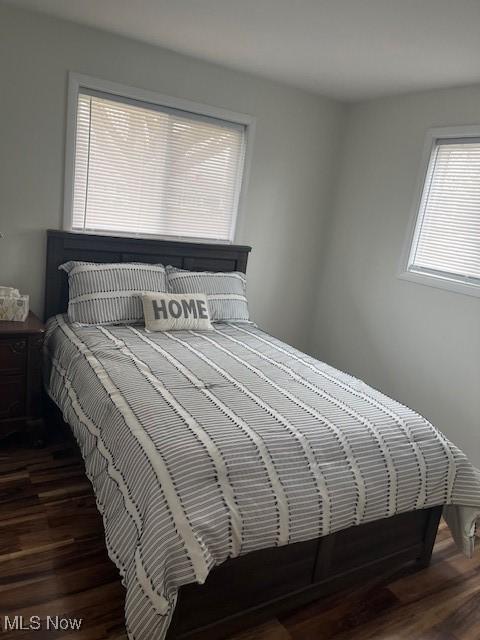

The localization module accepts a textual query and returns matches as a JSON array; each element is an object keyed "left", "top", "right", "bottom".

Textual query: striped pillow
[
  {"left": 166, "top": 266, "right": 250, "bottom": 322},
  {"left": 59, "top": 261, "right": 167, "bottom": 325}
]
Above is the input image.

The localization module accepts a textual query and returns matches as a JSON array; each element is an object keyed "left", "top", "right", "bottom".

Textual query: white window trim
[
  {"left": 63, "top": 72, "right": 255, "bottom": 244},
  {"left": 398, "top": 124, "right": 480, "bottom": 299}
]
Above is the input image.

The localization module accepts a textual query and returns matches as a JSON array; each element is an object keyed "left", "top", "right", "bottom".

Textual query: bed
[{"left": 43, "top": 230, "right": 480, "bottom": 640}]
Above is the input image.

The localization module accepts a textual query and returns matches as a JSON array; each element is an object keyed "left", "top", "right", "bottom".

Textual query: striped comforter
[{"left": 44, "top": 315, "right": 480, "bottom": 640}]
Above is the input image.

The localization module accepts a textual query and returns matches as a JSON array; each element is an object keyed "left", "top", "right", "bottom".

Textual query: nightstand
[{"left": 0, "top": 311, "right": 46, "bottom": 445}]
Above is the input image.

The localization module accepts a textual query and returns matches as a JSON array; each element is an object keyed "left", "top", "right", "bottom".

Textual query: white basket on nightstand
[{"left": 0, "top": 287, "right": 29, "bottom": 322}]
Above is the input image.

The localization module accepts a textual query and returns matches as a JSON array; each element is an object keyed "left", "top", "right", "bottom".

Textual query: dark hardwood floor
[{"left": 1, "top": 429, "right": 479, "bottom": 640}]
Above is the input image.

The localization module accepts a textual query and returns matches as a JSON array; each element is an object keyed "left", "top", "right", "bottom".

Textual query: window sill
[
  {"left": 398, "top": 269, "right": 480, "bottom": 299},
  {"left": 65, "top": 227, "right": 234, "bottom": 246}
]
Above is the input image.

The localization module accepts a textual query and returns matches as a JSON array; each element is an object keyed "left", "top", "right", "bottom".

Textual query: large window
[
  {"left": 64, "top": 74, "right": 252, "bottom": 242},
  {"left": 401, "top": 126, "right": 480, "bottom": 297}
]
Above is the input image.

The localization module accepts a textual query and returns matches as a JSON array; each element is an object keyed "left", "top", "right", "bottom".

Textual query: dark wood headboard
[{"left": 44, "top": 230, "right": 251, "bottom": 321}]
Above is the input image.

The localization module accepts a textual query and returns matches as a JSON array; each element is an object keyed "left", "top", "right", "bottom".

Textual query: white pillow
[{"left": 142, "top": 293, "right": 213, "bottom": 332}]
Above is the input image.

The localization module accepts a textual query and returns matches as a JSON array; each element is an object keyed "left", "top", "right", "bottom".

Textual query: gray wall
[
  {"left": 0, "top": 4, "right": 343, "bottom": 351},
  {"left": 311, "top": 85, "right": 480, "bottom": 466}
]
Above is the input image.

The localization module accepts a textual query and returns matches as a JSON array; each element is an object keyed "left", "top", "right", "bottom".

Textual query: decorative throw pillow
[
  {"left": 166, "top": 266, "right": 250, "bottom": 323},
  {"left": 59, "top": 261, "right": 167, "bottom": 325},
  {"left": 142, "top": 293, "right": 213, "bottom": 331}
]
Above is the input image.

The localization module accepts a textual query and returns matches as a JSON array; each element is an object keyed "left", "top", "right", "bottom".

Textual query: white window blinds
[
  {"left": 408, "top": 138, "right": 480, "bottom": 285},
  {"left": 71, "top": 90, "right": 247, "bottom": 241}
]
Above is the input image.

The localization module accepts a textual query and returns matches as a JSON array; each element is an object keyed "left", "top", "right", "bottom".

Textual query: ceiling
[{"left": 5, "top": 0, "right": 480, "bottom": 101}]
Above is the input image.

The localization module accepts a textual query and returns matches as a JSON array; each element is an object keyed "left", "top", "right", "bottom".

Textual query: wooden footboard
[{"left": 167, "top": 506, "right": 442, "bottom": 639}]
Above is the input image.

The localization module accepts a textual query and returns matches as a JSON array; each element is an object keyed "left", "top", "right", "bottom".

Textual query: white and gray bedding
[{"left": 44, "top": 314, "right": 480, "bottom": 640}]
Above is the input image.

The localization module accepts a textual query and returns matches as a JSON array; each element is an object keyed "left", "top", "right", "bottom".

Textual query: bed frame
[{"left": 44, "top": 229, "right": 442, "bottom": 640}]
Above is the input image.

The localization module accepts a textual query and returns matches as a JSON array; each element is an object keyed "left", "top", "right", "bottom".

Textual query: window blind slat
[
  {"left": 72, "top": 92, "right": 246, "bottom": 241},
  {"left": 409, "top": 139, "right": 480, "bottom": 283}
]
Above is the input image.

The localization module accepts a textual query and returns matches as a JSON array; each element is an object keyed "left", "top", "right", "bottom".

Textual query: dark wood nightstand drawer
[
  {"left": 0, "top": 376, "right": 25, "bottom": 419},
  {"left": 0, "top": 312, "right": 45, "bottom": 443},
  {"left": 0, "top": 338, "right": 27, "bottom": 375}
]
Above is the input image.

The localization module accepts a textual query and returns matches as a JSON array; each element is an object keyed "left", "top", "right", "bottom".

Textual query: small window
[
  {"left": 402, "top": 127, "right": 480, "bottom": 296},
  {"left": 65, "top": 74, "right": 251, "bottom": 242}
]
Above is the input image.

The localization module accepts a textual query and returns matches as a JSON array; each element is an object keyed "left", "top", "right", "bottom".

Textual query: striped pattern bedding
[
  {"left": 167, "top": 266, "right": 250, "bottom": 322},
  {"left": 60, "top": 261, "right": 167, "bottom": 325},
  {"left": 44, "top": 315, "right": 480, "bottom": 640}
]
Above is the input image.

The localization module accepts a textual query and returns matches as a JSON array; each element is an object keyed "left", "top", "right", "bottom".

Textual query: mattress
[{"left": 44, "top": 314, "right": 480, "bottom": 640}]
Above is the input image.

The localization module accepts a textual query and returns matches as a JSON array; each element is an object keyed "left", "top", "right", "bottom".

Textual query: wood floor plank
[
  {"left": 1, "top": 432, "right": 479, "bottom": 639},
  {"left": 284, "top": 586, "right": 399, "bottom": 640},
  {"left": 229, "top": 620, "right": 292, "bottom": 640}
]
